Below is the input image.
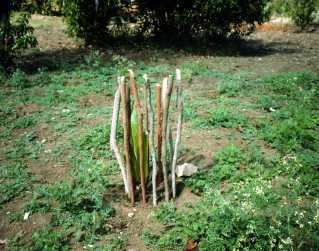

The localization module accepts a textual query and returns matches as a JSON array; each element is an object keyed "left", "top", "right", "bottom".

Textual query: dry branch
[
  {"left": 144, "top": 74, "right": 158, "bottom": 206},
  {"left": 172, "top": 86, "right": 183, "bottom": 199},
  {"left": 176, "top": 69, "right": 181, "bottom": 108},
  {"left": 161, "top": 76, "right": 174, "bottom": 201},
  {"left": 156, "top": 84, "right": 163, "bottom": 186},
  {"left": 129, "top": 70, "right": 147, "bottom": 205},
  {"left": 110, "top": 83, "right": 129, "bottom": 195},
  {"left": 119, "top": 77, "right": 135, "bottom": 205}
]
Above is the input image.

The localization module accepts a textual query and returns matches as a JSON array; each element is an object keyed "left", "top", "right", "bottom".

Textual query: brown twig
[
  {"left": 144, "top": 74, "right": 158, "bottom": 206},
  {"left": 129, "top": 70, "right": 147, "bottom": 205},
  {"left": 172, "top": 86, "right": 183, "bottom": 199},
  {"left": 161, "top": 76, "right": 174, "bottom": 201},
  {"left": 176, "top": 69, "right": 181, "bottom": 108},
  {"left": 119, "top": 77, "right": 135, "bottom": 205},
  {"left": 156, "top": 84, "right": 163, "bottom": 186}
]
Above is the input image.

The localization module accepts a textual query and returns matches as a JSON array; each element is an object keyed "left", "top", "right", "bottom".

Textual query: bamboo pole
[
  {"left": 161, "top": 76, "right": 174, "bottom": 201},
  {"left": 129, "top": 70, "right": 147, "bottom": 205},
  {"left": 119, "top": 77, "right": 135, "bottom": 205},
  {"left": 110, "top": 82, "right": 129, "bottom": 195},
  {"left": 156, "top": 84, "right": 163, "bottom": 186},
  {"left": 144, "top": 74, "right": 158, "bottom": 206},
  {"left": 172, "top": 87, "right": 183, "bottom": 199}
]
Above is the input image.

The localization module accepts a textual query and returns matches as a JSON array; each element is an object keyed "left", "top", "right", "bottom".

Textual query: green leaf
[{"left": 130, "top": 107, "right": 149, "bottom": 183}]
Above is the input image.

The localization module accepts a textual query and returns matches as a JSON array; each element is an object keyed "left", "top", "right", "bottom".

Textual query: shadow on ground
[{"left": 16, "top": 36, "right": 301, "bottom": 75}]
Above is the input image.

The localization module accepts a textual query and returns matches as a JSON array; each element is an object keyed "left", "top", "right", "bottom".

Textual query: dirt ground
[{"left": 1, "top": 16, "right": 318, "bottom": 250}]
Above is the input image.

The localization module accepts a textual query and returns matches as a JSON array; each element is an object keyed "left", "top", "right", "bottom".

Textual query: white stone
[
  {"left": 23, "top": 212, "right": 30, "bottom": 221},
  {"left": 175, "top": 163, "right": 199, "bottom": 177}
]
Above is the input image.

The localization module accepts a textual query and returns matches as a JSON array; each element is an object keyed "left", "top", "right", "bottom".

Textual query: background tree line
[{"left": 1, "top": 0, "right": 319, "bottom": 69}]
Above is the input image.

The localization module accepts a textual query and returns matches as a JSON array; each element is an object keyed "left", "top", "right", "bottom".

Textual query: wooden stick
[
  {"left": 156, "top": 84, "right": 163, "bottom": 186},
  {"left": 144, "top": 74, "right": 158, "bottom": 206},
  {"left": 110, "top": 82, "right": 129, "bottom": 195},
  {"left": 144, "top": 78, "right": 149, "bottom": 133},
  {"left": 172, "top": 87, "right": 183, "bottom": 199},
  {"left": 161, "top": 76, "right": 173, "bottom": 201},
  {"left": 176, "top": 69, "right": 181, "bottom": 108},
  {"left": 143, "top": 75, "right": 150, "bottom": 174},
  {"left": 129, "top": 70, "right": 147, "bottom": 206},
  {"left": 167, "top": 122, "right": 174, "bottom": 167},
  {"left": 119, "top": 77, "right": 135, "bottom": 205},
  {"left": 125, "top": 82, "right": 135, "bottom": 196}
]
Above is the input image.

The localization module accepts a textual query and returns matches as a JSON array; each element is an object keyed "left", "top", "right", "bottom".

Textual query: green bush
[
  {"left": 0, "top": 7, "right": 37, "bottom": 67},
  {"left": 8, "top": 68, "right": 30, "bottom": 88},
  {"left": 137, "top": 0, "right": 270, "bottom": 39},
  {"left": 270, "top": 0, "right": 318, "bottom": 28},
  {"left": 63, "top": 0, "right": 123, "bottom": 44},
  {"left": 289, "top": 0, "right": 317, "bottom": 28},
  {"left": 12, "top": 0, "right": 63, "bottom": 15},
  {"left": 63, "top": 0, "right": 270, "bottom": 43}
]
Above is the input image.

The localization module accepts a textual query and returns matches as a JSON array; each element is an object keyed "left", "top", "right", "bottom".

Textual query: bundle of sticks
[{"left": 110, "top": 69, "right": 183, "bottom": 206}]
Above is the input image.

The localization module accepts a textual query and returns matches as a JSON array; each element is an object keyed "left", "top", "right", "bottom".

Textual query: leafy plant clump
[
  {"left": 186, "top": 144, "right": 246, "bottom": 194},
  {"left": 0, "top": 9, "right": 37, "bottom": 68},
  {"left": 143, "top": 189, "right": 318, "bottom": 250},
  {"left": 194, "top": 106, "right": 248, "bottom": 129}
]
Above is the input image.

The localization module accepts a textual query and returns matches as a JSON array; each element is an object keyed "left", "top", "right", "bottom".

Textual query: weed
[
  {"left": 84, "top": 50, "right": 104, "bottom": 68},
  {"left": 111, "top": 54, "right": 136, "bottom": 75},
  {"left": 32, "top": 227, "right": 70, "bottom": 251},
  {"left": 145, "top": 189, "right": 318, "bottom": 250},
  {"left": 8, "top": 69, "right": 31, "bottom": 88},
  {"left": 141, "top": 231, "right": 160, "bottom": 249},
  {"left": 75, "top": 125, "right": 113, "bottom": 159},
  {"left": 12, "top": 115, "right": 36, "bottom": 129},
  {"left": 186, "top": 144, "right": 245, "bottom": 193},
  {"left": 218, "top": 74, "right": 249, "bottom": 97},
  {"left": 154, "top": 202, "right": 177, "bottom": 225},
  {"left": 194, "top": 106, "right": 248, "bottom": 129},
  {"left": 0, "top": 162, "right": 31, "bottom": 206}
]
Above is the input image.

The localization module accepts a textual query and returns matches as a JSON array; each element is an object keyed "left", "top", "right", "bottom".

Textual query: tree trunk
[{"left": 0, "top": 0, "right": 10, "bottom": 66}]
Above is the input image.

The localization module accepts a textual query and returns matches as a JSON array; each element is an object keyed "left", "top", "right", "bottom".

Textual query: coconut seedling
[{"left": 110, "top": 69, "right": 184, "bottom": 206}]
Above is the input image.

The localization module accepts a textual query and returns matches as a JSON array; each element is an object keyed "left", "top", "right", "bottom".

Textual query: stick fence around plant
[{"left": 110, "top": 69, "right": 183, "bottom": 206}]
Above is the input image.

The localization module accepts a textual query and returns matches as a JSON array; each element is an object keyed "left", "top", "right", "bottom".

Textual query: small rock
[
  {"left": 0, "top": 239, "right": 7, "bottom": 245},
  {"left": 128, "top": 212, "right": 134, "bottom": 218},
  {"left": 176, "top": 163, "right": 199, "bottom": 177},
  {"left": 23, "top": 212, "right": 30, "bottom": 221}
]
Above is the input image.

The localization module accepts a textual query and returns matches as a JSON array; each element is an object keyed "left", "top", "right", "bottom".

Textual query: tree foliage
[
  {"left": 289, "top": 0, "right": 317, "bottom": 28},
  {"left": 12, "top": 0, "right": 64, "bottom": 16},
  {"left": 0, "top": 1, "right": 37, "bottom": 68},
  {"left": 63, "top": 0, "right": 124, "bottom": 44},
  {"left": 271, "top": 0, "right": 318, "bottom": 29},
  {"left": 63, "top": 0, "right": 270, "bottom": 43},
  {"left": 137, "top": 0, "right": 270, "bottom": 39}
]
